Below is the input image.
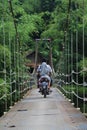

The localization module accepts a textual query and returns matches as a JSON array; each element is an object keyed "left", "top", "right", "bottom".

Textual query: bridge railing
[
  {"left": 56, "top": 70, "right": 87, "bottom": 116},
  {"left": 0, "top": 0, "right": 37, "bottom": 117}
]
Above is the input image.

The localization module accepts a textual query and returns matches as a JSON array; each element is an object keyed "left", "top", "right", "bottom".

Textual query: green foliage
[
  {"left": 0, "top": 45, "right": 10, "bottom": 72},
  {"left": 0, "top": 0, "right": 87, "bottom": 115},
  {"left": 63, "top": 85, "right": 87, "bottom": 99},
  {"left": 0, "top": 78, "right": 10, "bottom": 102},
  {"left": 78, "top": 58, "right": 87, "bottom": 76},
  {"left": 21, "top": 0, "right": 41, "bottom": 13},
  {"left": 17, "top": 13, "right": 44, "bottom": 49}
]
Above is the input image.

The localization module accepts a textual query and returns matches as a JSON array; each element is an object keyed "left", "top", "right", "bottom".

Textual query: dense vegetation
[{"left": 0, "top": 0, "right": 87, "bottom": 115}]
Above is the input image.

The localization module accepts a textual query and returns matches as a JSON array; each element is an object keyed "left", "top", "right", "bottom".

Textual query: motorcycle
[{"left": 39, "top": 76, "right": 51, "bottom": 98}]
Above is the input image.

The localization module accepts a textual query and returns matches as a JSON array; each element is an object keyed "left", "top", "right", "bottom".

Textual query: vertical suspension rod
[{"left": 82, "top": 0, "right": 85, "bottom": 114}]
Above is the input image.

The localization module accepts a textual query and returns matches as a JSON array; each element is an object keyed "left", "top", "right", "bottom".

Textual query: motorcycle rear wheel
[{"left": 44, "top": 89, "right": 47, "bottom": 98}]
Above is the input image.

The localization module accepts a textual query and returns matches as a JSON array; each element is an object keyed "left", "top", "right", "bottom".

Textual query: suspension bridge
[
  {"left": 0, "top": 87, "right": 87, "bottom": 130},
  {"left": 0, "top": 0, "right": 87, "bottom": 129}
]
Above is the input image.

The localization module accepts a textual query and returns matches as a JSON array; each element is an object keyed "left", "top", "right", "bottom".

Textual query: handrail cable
[
  {"left": 58, "top": 83, "right": 87, "bottom": 102},
  {"left": 72, "top": 69, "right": 87, "bottom": 74},
  {"left": 0, "top": 94, "right": 6, "bottom": 100},
  {"left": 0, "top": 79, "right": 32, "bottom": 101}
]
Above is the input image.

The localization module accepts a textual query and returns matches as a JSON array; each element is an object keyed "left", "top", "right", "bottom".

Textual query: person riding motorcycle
[{"left": 37, "top": 59, "right": 52, "bottom": 91}]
